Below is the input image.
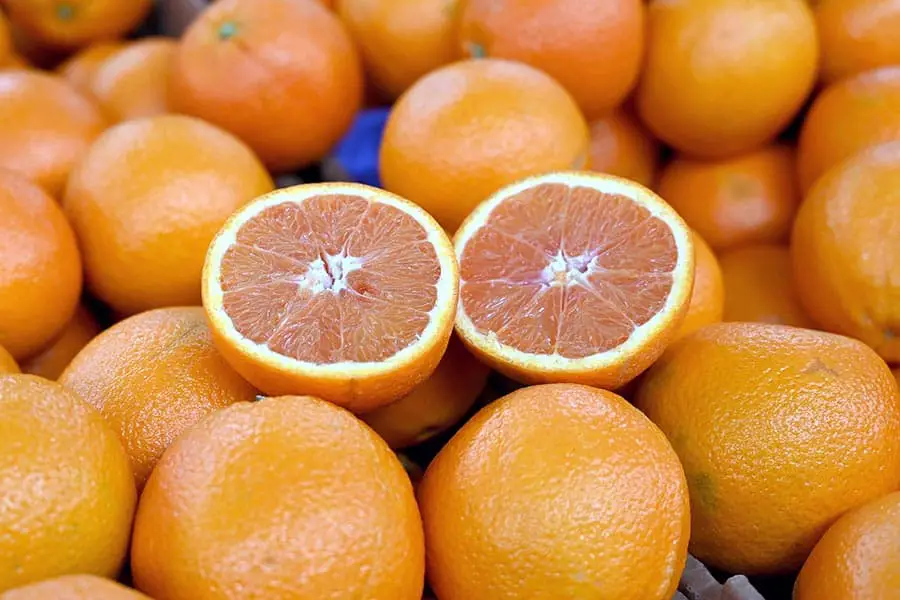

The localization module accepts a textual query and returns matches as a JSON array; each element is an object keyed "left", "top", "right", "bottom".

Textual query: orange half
[
  {"left": 203, "top": 182, "right": 458, "bottom": 412},
  {"left": 454, "top": 171, "right": 694, "bottom": 389}
]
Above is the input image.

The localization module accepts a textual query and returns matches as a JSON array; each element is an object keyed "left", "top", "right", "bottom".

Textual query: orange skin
[
  {"left": 0, "top": 575, "right": 150, "bottom": 600},
  {"left": 63, "top": 114, "right": 274, "bottom": 316},
  {"left": 657, "top": 145, "right": 801, "bottom": 252},
  {"left": 380, "top": 59, "right": 589, "bottom": 233},
  {"left": 720, "top": 245, "right": 814, "bottom": 328},
  {"left": 0, "top": 345, "right": 19, "bottom": 374},
  {"left": 419, "top": 383, "right": 690, "bottom": 599},
  {"left": 2, "top": 0, "right": 151, "bottom": 50},
  {"left": 338, "top": 0, "right": 458, "bottom": 100},
  {"left": 797, "top": 66, "right": 900, "bottom": 192},
  {"left": 815, "top": 0, "right": 900, "bottom": 84},
  {"left": 0, "top": 375, "right": 136, "bottom": 592},
  {"left": 59, "top": 307, "right": 259, "bottom": 490},
  {"left": 87, "top": 38, "right": 175, "bottom": 123},
  {"left": 56, "top": 41, "right": 124, "bottom": 93},
  {"left": 588, "top": 108, "right": 660, "bottom": 188},
  {"left": 132, "top": 396, "right": 425, "bottom": 600},
  {"left": 21, "top": 304, "right": 101, "bottom": 380},
  {"left": 637, "top": 0, "right": 818, "bottom": 158},
  {"left": 0, "top": 12, "right": 12, "bottom": 67},
  {"left": 674, "top": 231, "right": 724, "bottom": 341},
  {"left": 0, "top": 71, "right": 106, "bottom": 197},
  {"left": 793, "top": 142, "right": 900, "bottom": 362},
  {"left": 170, "top": 0, "right": 363, "bottom": 172},
  {"left": 0, "top": 170, "right": 82, "bottom": 360},
  {"left": 457, "top": 0, "right": 644, "bottom": 118},
  {"left": 636, "top": 322, "right": 900, "bottom": 575}
]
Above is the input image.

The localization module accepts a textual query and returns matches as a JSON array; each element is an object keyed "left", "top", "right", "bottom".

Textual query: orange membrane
[
  {"left": 218, "top": 194, "right": 441, "bottom": 363},
  {"left": 459, "top": 183, "right": 677, "bottom": 357}
]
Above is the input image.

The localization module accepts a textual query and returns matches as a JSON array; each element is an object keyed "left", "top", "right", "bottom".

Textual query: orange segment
[
  {"left": 455, "top": 171, "right": 693, "bottom": 389},
  {"left": 203, "top": 183, "right": 458, "bottom": 412}
]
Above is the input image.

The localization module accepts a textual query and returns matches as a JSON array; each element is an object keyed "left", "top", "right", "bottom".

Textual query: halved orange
[
  {"left": 202, "top": 182, "right": 458, "bottom": 412},
  {"left": 454, "top": 171, "right": 694, "bottom": 389}
]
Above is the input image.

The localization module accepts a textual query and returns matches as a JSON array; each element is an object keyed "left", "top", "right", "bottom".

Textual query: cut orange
[
  {"left": 203, "top": 182, "right": 458, "bottom": 412},
  {"left": 454, "top": 171, "right": 694, "bottom": 389}
]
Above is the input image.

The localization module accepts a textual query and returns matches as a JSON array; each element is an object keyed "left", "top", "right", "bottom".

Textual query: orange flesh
[
  {"left": 460, "top": 184, "right": 677, "bottom": 357},
  {"left": 219, "top": 194, "right": 440, "bottom": 363}
]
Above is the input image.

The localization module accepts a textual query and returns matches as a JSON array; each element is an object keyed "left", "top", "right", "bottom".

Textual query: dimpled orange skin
[
  {"left": 674, "top": 231, "right": 724, "bottom": 341},
  {"left": 815, "top": 0, "right": 900, "bottom": 85},
  {"left": 636, "top": 323, "right": 900, "bottom": 575},
  {"left": 0, "top": 375, "right": 136, "bottom": 592},
  {"left": 63, "top": 115, "right": 274, "bottom": 316},
  {"left": 0, "top": 575, "right": 150, "bottom": 600},
  {"left": 21, "top": 305, "right": 101, "bottom": 380},
  {"left": 637, "top": 0, "right": 818, "bottom": 158},
  {"left": 56, "top": 41, "right": 124, "bottom": 94},
  {"left": 792, "top": 143, "right": 900, "bottom": 362},
  {"left": 380, "top": 59, "right": 589, "bottom": 233},
  {"left": 0, "top": 170, "right": 82, "bottom": 360},
  {"left": 457, "top": 0, "right": 644, "bottom": 118},
  {"left": 797, "top": 67, "right": 900, "bottom": 193},
  {"left": 0, "top": 346, "right": 19, "bottom": 374},
  {"left": 419, "top": 384, "right": 690, "bottom": 600},
  {"left": 88, "top": 38, "right": 175, "bottom": 123},
  {"left": 588, "top": 108, "right": 660, "bottom": 187},
  {"left": 2, "top": 0, "right": 151, "bottom": 50},
  {"left": 0, "top": 71, "right": 106, "bottom": 197},
  {"left": 657, "top": 145, "right": 800, "bottom": 252},
  {"left": 59, "top": 307, "right": 259, "bottom": 490},
  {"left": 170, "top": 0, "right": 363, "bottom": 173},
  {"left": 131, "top": 396, "right": 425, "bottom": 600}
]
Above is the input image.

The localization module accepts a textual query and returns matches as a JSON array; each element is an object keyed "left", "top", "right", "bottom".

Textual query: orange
[
  {"left": 457, "top": 0, "right": 644, "bottom": 118},
  {"left": 656, "top": 145, "right": 801, "bottom": 252},
  {"left": 56, "top": 41, "right": 124, "bottom": 94},
  {"left": 0, "top": 375, "right": 135, "bottom": 592},
  {"left": 63, "top": 114, "right": 274, "bottom": 316},
  {"left": 170, "top": 0, "right": 363, "bottom": 172},
  {"left": 793, "top": 142, "right": 900, "bottom": 362},
  {"left": 674, "top": 231, "right": 724, "bottom": 341},
  {"left": 21, "top": 304, "right": 100, "bottom": 380},
  {"left": 0, "top": 345, "right": 19, "bottom": 375},
  {"left": 720, "top": 245, "right": 814, "bottom": 327},
  {"left": 203, "top": 182, "right": 458, "bottom": 412},
  {"left": 87, "top": 37, "right": 175, "bottom": 123},
  {"left": 795, "top": 491, "right": 900, "bottom": 599},
  {"left": 131, "top": 395, "right": 424, "bottom": 600},
  {"left": 380, "top": 58, "right": 589, "bottom": 233},
  {"left": 454, "top": 171, "right": 694, "bottom": 389},
  {"left": 419, "top": 383, "right": 690, "bottom": 599},
  {"left": 0, "top": 576, "right": 150, "bottom": 600},
  {"left": 0, "top": 52, "right": 31, "bottom": 71},
  {"left": 0, "top": 71, "right": 106, "bottom": 196},
  {"left": 3, "top": 0, "right": 151, "bottom": 50},
  {"left": 59, "top": 307, "right": 258, "bottom": 490},
  {"left": 815, "top": 0, "right": 900, "bottom": 84},
  {"left": 637, "top": 0, "right": 818, "bottom": 158},
  {"left": 0, "top": 169, "right": 81, "bottom": 360},
  {"left": 587, "top": 108, "right": 660, "bottom": 188},
  {"left": 636, "top": 322, "right": 900, "bottom": 574},
  {"left": 0, "top": 12, "right": 12, "bottom": 67},
  {"left": 797, "top": 66, "right": 900, "bottom": 192},
  {"left": 337, "top": 0, "right": 457, "bottom": 100},
  {"left": 361, "top": 335, "right": 490, "bottom": 448}
]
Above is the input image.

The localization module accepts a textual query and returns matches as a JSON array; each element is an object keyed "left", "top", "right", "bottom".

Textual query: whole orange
[
  {"left": 0, "top": 375, "right": 136, "bottom": 592},
  {"left": 636, "top": 322, "right": 900, "bottom": 575},
  {"left": 63, "top": 114, "right": 274, "bottom": 316},
  {"left": 588, "top": 108, "right": 660, "bottom": 187},
  {"left": 795, "top": 491, "right": 900, "bottom": 599},
  {"left": 170, "top": 0, "right": 363, "bottom": 172},
  {"left": 380, "top": 58, "right": 589, "bottom": 232},
  {"left": 793, "top": 142, "right": 900, "bottom": 362},
  {"left": 56, "top": 41, "right": 124, "bottom": 94},
  {"left": 674, "top": 231, "right": 724, "bottom": 341},
  {"left": 0, "top": 345, "right": 19, "bottom": 375},
  {"left": 657, "top": 145, "right": 801, "bottom": 252},
  {"left": 88, "top": 37, "right": 175, "bottom": 123},
  {"left": 815, "top": 0, "right": 900, "bottom": 84},
  {"left": 720, "top": 245, "right": 813, "bottom": 328},
  {"left": 0, "top": 71, "right": 106, "bottom": 196},
  {"left": 3, "top": 0, "right": 151, "bottom": 50},
  {"left": 0, "top": 169, "right": 81, "bottom": 360},
  {"left": 59, "top": 307, "right": 258, "bottom": 490},
  {"left": 131, "top": 396, "right": 424, "bottom": 599},
  {"left": 637, "top": 0, "right": 818, "bottom": 158},
  {"left": 797, "top": 66, "right": 900, "bottom": 192},
  {"left": 338, "top": 0, "right": 457, "bottom": 100},
  {"left": 0, "top": 575, "right": 150, "bottom": 600},
  {"left": 21, "top": 304, "right": 100, "bottom": 380},
  {"left": 419, "top": 383, "right": 690, "bottom": 599},
  {"left": 457, "top": 0, "right": 644, "bottom": 118}
]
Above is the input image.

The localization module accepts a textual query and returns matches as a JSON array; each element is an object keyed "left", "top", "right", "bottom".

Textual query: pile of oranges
[{"left": 2, "top": 0, "right": 900, "bottom": 599}]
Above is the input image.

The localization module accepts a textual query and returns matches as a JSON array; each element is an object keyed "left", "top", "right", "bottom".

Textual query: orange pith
[{"left": 455, "top": 172, "right": 693, "bottom": 388}]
